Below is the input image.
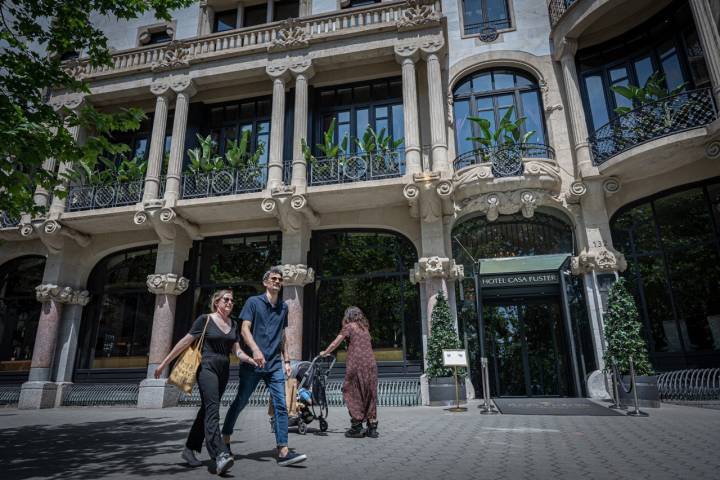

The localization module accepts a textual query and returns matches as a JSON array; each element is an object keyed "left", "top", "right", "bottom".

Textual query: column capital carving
[
  {"left": 169, "top": 75, "right": 196, "bottom": 96},
  {"left": 150, "top": 80, "right": 174, "bottom": 98},
  {"left": 403, "top": 172, "right": 454, "bottom": 223},
  {"left": 279, "top": 264, "right": 315, "bottom": 286},
  {"left": 36, "top": 284, "right": 90, "bottom": 305},
  {"left": 556, "top": 37, "right": 578, "bottom": 60},
  {"left": 146, "top": 273, "right": 190, "bottom": 295},
  {"left": 409, "top": 257, "right": 464, "bottom": 284},
  {"left": 419, "top": 35, "right": 445, "bottom": 58},
  {"left": 35, "top": 220, "right": 91, "bottom": 254},
  {"left": 49, "top": 92, "right": 87, "bottom": 113},
  {"left": 261, "top": 188, "right": 318, "bottom": 233},
  {"left": 394, "top": 44, "right": 420, "bottom": 64},
  {"left": 134, "top": 202, "right": 202, "bottom": 243},
  {"left": 288, "top": 58, "right": 315, "bottom": 79},
  {"left": 571, "top": 247, "right": 627, "bottom": 275},
  {"left": 266, "top": 62, "right": 292, "bottom": 82}
]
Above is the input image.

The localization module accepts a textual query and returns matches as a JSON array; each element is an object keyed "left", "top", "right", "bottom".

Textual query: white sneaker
[
  {"left": 182, "top": 447, "right": 202, "bottom": 467},
  {"left": 216, "top": 453, "right": 234, "bottom": 475}
]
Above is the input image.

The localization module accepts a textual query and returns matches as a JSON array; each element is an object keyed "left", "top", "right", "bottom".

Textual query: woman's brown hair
[
  {"left": 342, "top": 306, "right": 369, "bottom": 329},
  {"left": 209, "top": 289, "right": 234, "bottom": 313}
]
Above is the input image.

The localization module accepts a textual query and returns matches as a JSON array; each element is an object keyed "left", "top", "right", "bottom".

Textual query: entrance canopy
[{"left": 478, "top": 254, "right": 569, "bottom": 275}]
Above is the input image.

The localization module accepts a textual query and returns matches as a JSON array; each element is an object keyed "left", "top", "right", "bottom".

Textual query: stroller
[{"left": 269, "top": 355, "right": 335, "bottom": 435}]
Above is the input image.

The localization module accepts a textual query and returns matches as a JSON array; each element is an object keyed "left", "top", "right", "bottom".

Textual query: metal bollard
[
  {"left": 609, "top": 359, "right": 627, "bottom": 410},
  {"left": 479, "top": 357, "right": 498, "bottom": 415},
  {"left": 626, "top": 356, "right": 649, "bottom": 417}
]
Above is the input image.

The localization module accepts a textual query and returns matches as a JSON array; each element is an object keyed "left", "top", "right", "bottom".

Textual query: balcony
[
  {"left": 181, "top": 167, "right": 266, "bottom": 199},
  {"left": 453, "top": 144, "right": 556, "bottom": 177},
  {"left": 589, "top": 88, "right": 718, "bottom": 166},
  {"left": 66, "top": 179, "right": 144, "bottom": 212},
  {"left": 66, "top": 0, "right": 442, "bottom": 80},
  {"left": 308, "top": 150, "right": 404, "bottom": 186},
  {"left": 548, "top": 0, "right": 579, "bottom": 28},
  {"left": 0, "top": 212, "right": 20, "bottom": 229}
]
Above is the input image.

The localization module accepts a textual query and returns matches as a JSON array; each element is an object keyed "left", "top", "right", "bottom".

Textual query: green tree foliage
[
  {"left": 603, "top": 278, "right": 654, "bottom": 376},
  {"left": 0, "top": 0, "right": 193, "bottom": 218},
  {"left": 426, "top": 292, "right": 464, "bottom": 378}
]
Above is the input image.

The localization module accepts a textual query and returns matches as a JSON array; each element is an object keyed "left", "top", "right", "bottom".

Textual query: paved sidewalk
[{"left": 1, "top": 400, "right": 719, "bottom": 480}]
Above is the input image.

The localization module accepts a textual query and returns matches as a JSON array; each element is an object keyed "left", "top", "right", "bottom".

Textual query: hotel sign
[{"left": 480, "top": 272, "right": 559, "bottom": 287}]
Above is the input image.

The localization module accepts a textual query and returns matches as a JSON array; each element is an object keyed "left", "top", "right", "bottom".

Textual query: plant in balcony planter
[
  {"left": 426, "top": 292, "right": 467, "bottom": 406},
  {"left": 466, "top": 106, "right": 535, "bottom": 161},
  {"left": 303, "top": 118, "right": 348, "bottom": 180},
  {"left": 225, "top": 130, "right": 265, "bottom": 180},
  {"left": 116, "top": 156, "right": 148, "bottom": 183},
  {"left": 187, "top": 134, "right": 224, "bottom": 175},
  {"left": 602, "top": 278, "right": 659, "bottom": 407},
  {"left": 355, "top": 125, "right": 403, "bottom": 174}
]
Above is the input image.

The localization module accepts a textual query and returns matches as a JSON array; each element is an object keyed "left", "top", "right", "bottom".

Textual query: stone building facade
[{"left": 1, "top": 0, "right": 719, "bottom": 408}]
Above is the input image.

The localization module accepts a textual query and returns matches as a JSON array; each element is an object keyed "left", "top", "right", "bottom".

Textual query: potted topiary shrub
[
  {"left": 603, "top": 278, "right": 660, "bottom": 408},
  {"left": 426, "top": 292, "right": 467, "bottom": 406}
]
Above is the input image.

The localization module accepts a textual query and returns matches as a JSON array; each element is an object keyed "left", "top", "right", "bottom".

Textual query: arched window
[
  {"left": 0, "top": 256, "right": 45, "bottom": 374},
  {"left": 308, "top": 230, "right": 420, "bottom": 371},
  {"left": 76, "top": 247, "right": 157, "bottom": 373},
  {"left": 453, "top": 69, "right": 547, "bottom": 156}
]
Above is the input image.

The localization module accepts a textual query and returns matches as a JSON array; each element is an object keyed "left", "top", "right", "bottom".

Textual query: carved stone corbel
[
  {"left": 571, "top": 246, "right": 627, "bottom": 275},
  {"left": 134, "top": 200, "right": 201, "bottom": 243},
  {"left": 36, "top": 284, "right": 90, "bottom": 306},
  {"left": 705, "top": 140, "right": 720, "bottom": 159},
  {"left": 602, "top": 177, "right": 621, "bottom": 196},
  {"left": 566, "top": 180, "right": 587, "bottom": 204},
  {"left": 403, "top": 172, "right": 454, "bottom": 223},
  {"left": 409, "top": 256, "right": 464, "bottom": 284},
  {"left": 396, "top": 0, "right": 441, "bottom": 32},
  {"left": 146, "top": 273, "right": 190, "bottom": 295},
  {"left": 34, "top": 220, "right": 91, "bottom": 254},
  {"left": 280, "top": 264, "right": 315, "bottom": 287},
  {"left": 267, "top": 17, "right": 309, "bottom": 52},
  {"left": 261, "top": 186, "right": 317, "bottom": 233}
]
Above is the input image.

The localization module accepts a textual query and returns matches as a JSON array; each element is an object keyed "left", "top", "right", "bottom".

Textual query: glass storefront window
[{"left": 0, "top": 256, "right": 45, "bottom": 373}]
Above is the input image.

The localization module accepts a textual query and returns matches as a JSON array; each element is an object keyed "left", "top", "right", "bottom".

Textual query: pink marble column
[
  {"left": 145, "top": 273, "right": 189, "bottom": 378},
  {"left": 280, "top": 264, "right": 315, "bottom": 360}
]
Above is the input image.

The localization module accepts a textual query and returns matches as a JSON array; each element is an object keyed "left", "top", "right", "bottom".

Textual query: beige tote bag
[{"left": 168, "top": 315, "right": 210, "bottom": 394}]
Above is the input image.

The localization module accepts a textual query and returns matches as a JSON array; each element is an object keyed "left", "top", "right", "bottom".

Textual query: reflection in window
[
  {"left": 611, "top": 179, "right": 720, "bottom": 366},
  {"left": 462, "top": 0, "right": 511, "bottom": 35},
  {"left": 214, "top": 9, "right": 238, "bottom": 33},
  {"left": 312, "top": 231, "right": 420, "bottom": 368},
  {"left": 77, "top": 247, "right": 157, "bottom": 370},
  {"left": 452, "top": 69, "right": 547, "bottom": 155},
  {"left": 0, "top": 257, "right": 45, "bottom": 373}
]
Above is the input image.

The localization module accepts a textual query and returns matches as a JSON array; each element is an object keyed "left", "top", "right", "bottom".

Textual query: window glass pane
[
  {"left": 629, "top": 257, "right": 678, "bottom": 352},
  {"left": 338, "top": 123, "right": 350, "bottom": 152},
  {"left": 391, "top": 104, "right": 404, "bottom": 147},
  {"left": 243, "top": 4, "right": 268, "bottom": 27},
  {"left": 211, "top": 107, "right": 223, "bottom": 125},
  {"left": 655, "top": 188, "right": 713, "bottom": 250},
  {"left": 338, "top": 111, "right": 350, "bottom": 123},
  {"left": 257, "top": 99, "right": 271, "bottom": 117},
  {"left": 389, "top": 80, "right": 402, "bottom": 99},
  {"left": 356, "top": 108, "right": 370, "bottom": 144},
  {"left": 214, "top": 9, "right": 237, "bottom": 32},
  {"left": 584, "top": 75, "right": 610, "bottom": 130},
  {"left": 609, "top": 67, "right": 628, "bottom": 82},
  {"left": 133, "top": 137, "right": 148, "bottom": 160},
  {"left": 473, "top": 73, "right": 492, "bottom": 93},
  {"left": 634, "top": 56, "right": 655, "bottom": 87},
  {"left": 225, "top": 105, "right": 238, "bottom": 122},
  {"left": 462, "top": 0, "right": 483, "bottom": 26},
  {"left": 520, "top": 91, "right": 544, "bottom": 144},
  {"left": 375, "top": 119, "right": 388, "bottom": 138},
  {"left": 354, "top": 85, "right": 370, "bottom": 103},
  {"left": 454, "top": 78, "right": 472, "bottom": 96},
  {"left": 493, "top": 72, "right": 514, "bottom": 90},
  {"left": 375, "top": 106, "right": 388, "bottom": 119},
  {"left": 476, "top": 96, "right": 493, "bottom": 111},
  {"left": 372, "top": 82, "right": 388, "bottom": 100},
  {"left": 454, "top": 99, "right": 473, "bottom": 154},
  {"left": 496, "top": 94, "right": 514, "bottom": 109},
  {"left": 515, "top": 73, "right": 534, "bottom": 89},
  {"left": 148, "top": 30, "right": 171, "bottom": 44},
  {"left": 338, "top": 88, "right": 353, "bottom": 105},
  {"left": 487, "top": 0, "right": 509, "bottom": 25},
  {"left": 273, "top": 0, "right": 299, "bottom": 22},
  {"left": 660, "top": 46, "right": 685, "bottom": 91}
]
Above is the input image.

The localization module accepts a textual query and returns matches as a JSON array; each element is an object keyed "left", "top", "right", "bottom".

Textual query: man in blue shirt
[{"left": 222, "top": 266, "right": 307, "bottom": 466}]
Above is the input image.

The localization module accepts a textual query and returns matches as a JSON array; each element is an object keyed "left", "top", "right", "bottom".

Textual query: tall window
[
  {"left": 214, "top": 9, "right": 238, "bottom": 32},
  {"left": 244, "top": 3, "right": 268, "bottom": 27},
  {"left": 309, "top": 231, "right": 421, "bottom": 369},
  {"left": 611, "top": 179, "right": 720, "bottom": 369},
  {"left": 0, "top": 256, "right": 45, "bottom": 374},
  {"left": 274, "top": 0, "right": 299, "bottom": 21},
  {"left": 314, "top": 78, "right": 404, "bottom": 154},
  {"left": 207, "top": 97, "right": 271, "bottom": 167},
  {"left": 461, "top": 0, "right": 511, "bottom": 36},
  {"left": 77, "top": 248, "right": 157, "bottom": 371},
  {"left": 578, "top": 2, "right": 710, "bottom": 133},
  {"left": 453, "top": 69, "right": 547, "bottom": 156}
]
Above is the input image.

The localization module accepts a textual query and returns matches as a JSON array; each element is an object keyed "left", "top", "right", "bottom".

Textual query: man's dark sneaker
[
  {"left": 277, "top": 450, "right": 307, "bottom": 466},
  {"left": 345, "top": 421, "right": 364, "bottom": 438},
  {"left": 365, "top": 421, "right": 379, "bottom": 438},
  {"left": 215, "top": 452, "right": 234, "bottom": 476}
]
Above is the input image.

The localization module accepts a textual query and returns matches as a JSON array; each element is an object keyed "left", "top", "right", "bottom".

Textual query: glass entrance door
[{"left": 484, "top": 298, "right": 571, "bottom": 397}]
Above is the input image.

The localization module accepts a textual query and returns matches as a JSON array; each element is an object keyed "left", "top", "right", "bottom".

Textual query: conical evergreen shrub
[
  {"left": 426, "top": 292, "right": 465, "bottom": 378},
  {"left": 603, "top": 278, "right": 653, "bottom": 375}
]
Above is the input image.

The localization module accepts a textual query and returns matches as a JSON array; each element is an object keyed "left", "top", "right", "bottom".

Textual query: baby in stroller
[{"left": 269, "top": 355, "right": 335, "bottom": 435}]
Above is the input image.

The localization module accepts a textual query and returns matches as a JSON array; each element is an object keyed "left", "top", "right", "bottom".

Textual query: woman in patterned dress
[{"left": 320, "top": 306, "right": 379, "bottom": 438}]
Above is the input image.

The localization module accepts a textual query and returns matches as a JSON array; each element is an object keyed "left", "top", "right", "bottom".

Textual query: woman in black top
[{"left": 155, "top": 289, "right": 256, "bottom": 475}]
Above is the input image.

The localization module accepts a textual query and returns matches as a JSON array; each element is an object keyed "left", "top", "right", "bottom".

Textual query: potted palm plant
[
  {"left": 302, "top": 118, "right": 348, "bottom": 183},
  {"left": 426, "top": 292, "right": 467, "bottom": 406},
  {"left": 186, "top": 134, "right": 223, "bottom": 194}
]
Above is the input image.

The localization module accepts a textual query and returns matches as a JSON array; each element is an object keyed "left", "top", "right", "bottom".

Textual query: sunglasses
[
  {"left": 219, "top": 297, "right": 234, "bottom": 304},
  {"left": 268, "top": 276, "right": 283, "bottom": 283}
]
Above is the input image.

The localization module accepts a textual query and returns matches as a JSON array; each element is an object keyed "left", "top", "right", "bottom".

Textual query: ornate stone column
[
  {"left": 143, "top": 81, "right": 174, "bottom": 202},
  {"left": 557, "top": 39, "right": 595, "bottom": 179},
  {"left": 19, "top": 284, "right": 89, "bottom": 409},
  {"left": 421, "top": 38, "right": 450, "bottom": 176},
  {"left": 410, "top": 256, "right": 464, "bottom": 334},
  {"left": 280, "top": 264, "right": 315, "bottom": 360},
  {"left": 395, "top": 44, "right": 422, "bottom": 176},
  {"left": 266, "top": 64, "right": 291, "bottom": 190},
  {"left": 163, "top": 76, "right": 196, "bottom": 207},
  {"left": 690, "top": 0, "right": 720, "bottom": 106},
  {"left": 290, "top": 60, "right": 314, "bottom": 188}
]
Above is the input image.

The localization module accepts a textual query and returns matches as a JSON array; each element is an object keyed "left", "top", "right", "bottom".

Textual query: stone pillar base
[
  {"left": 19, "top": 381, "right": 58, "bottom": 409},
  {"left": 420, "top": 373, "right": 430, "bottom": 406},
  {"left": 54, "top": 381, "right": 74, "bottom": 407},
  {"left": 137, "top": 379, "right": 180, "bottom": 408}
]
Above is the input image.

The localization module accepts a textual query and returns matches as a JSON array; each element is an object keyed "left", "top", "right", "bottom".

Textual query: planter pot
[
  {"left": 618, "top": 375, "right": 661, "bottom": 408},
  {"left": 428, "top": 376, "right": 467, "bottom": 407}
]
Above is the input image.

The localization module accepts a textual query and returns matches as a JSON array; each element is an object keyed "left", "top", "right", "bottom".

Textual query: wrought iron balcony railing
[
  {"left": 589, "top": 88, "right": 718, "bottom": 165},
  {"left": 64, "top": 0, "right": 441, "bottom": 80},
  {"left": 66, "top": 179, "right": 144, "bottom": 211},
  {"left": 548, "top": 0, "right": 579, "bottom": 27},
  {"left": 463, "top": 18, "right": 511, "bottom": 37},
  {"left": 308, "top": 150, "right": 404, "bottom": 186},
  {"left": 181, "top": 166, "right": 266, "bottom": 199},
  {"left": 0, "top": 212, "right": 20, "bottom": 228},
  {"left": 453, "top": 143, "right": 556, "bottom": 177}
]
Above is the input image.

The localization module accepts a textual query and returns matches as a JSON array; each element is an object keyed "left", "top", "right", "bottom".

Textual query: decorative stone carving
[
  {"left": 150, "top": 41, "right": 191, "bottom": 72},
  {"left": 35, "top": 284, "right": 90, "bottom": 306},
  {"left": 280, "top": 264, "right": 315, "bottom": 287},
  {"left": 571, "top": 247, "right": 627, "bottom": 274},
  {"left": 539, "top": 80, "right": 563, "bottom": 113},
  {"left": 19, "top": 222, "right": 35, "bottom": 238},
  {"left": 268, "top": 18, "right": 309, "bottom": 52},
  {"left": 705, "top": 140, "right": 720, "bottom": 159},
  {"left": 456, "top": 189, "right": 553, "bottom": 222},
  {"left": 397, "top": 0, "right": 441, "bottom": 32},
  {"left": 478, "top": 26, "right": 500, "bottom": 43},
  {"left": 62, "top": 60, "right": 88, "bottom": 80},
  {"left": 169, "top": 75, "right": 195, "bottom": 95},
  {"left": 447, "top": 91, "right": 454, "bottom": 125},
  {"left": 566, "top": 180, "right": 587, "bottom": 204},
  {"left": 146, "top": 273, "right": 189, "bottom": 295},
  {"left": 261, "top": 189, "right": 317, "bottom": 234},
  {"left": 419, "top": 35, "right": 445, "bottom": 55},
  {"left": 49, "top": 93, "right": 86, "bottom": 113},
  {"left": 409, "top": 257, "right": 464, "bottom": 284},
  {"left": 34, "top": 220, "right": 91, "bottom": 254},
  {"left": 134, "top": 201, "right": 200, "bottom": 243},
  {"left": 403, "top": 172, "right": 454, "bottom": 223},
  {"left": 150, "top": 81, "right": 172, "bottom": 97},
  {"left": 602, "top": 177, "right": 621, "bottom": 196}
]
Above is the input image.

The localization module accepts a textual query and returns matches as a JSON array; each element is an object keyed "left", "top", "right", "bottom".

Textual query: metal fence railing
[
  {"left": 181, "top": 167, "right": 266, "bottom": 199},
  {"left": 0, "top": 385, "right": 21, "bottom": 406},
  {"left": 658, "top": 368, "right": 720, "bottom": 409},
  {"left": 548, "top": 0, "right": 579, "bottom": 27},
  {"left": 60, "top": 383, "right": 140, "bottom": 407},
  {"left": 0, "top": 211, "right": 20, "bottom": 228},
  {"left": 589, "top": 88, "right": 718, "bottom": 165},
  {"left": 453, "top": 143, "right": 555, "bottom": 176},
  {"left": 308, "top": 151, "right": 404, "bottom": 186},
  {"left": 66, "top": 180, "right": 144, "bottom": 211}
]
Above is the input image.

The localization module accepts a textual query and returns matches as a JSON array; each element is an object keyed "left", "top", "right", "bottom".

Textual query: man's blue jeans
[{"left": 222, "top": 365, "right": 288, "bottom": 447}]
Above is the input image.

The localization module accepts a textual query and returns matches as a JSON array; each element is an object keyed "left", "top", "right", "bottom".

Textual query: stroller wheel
[
  {"left": 297, "top": 421, "right": 307, "bottom": 435},
  {"left": 319, "top": 418, "right": 328, "bottom": 432}
]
